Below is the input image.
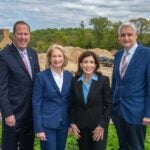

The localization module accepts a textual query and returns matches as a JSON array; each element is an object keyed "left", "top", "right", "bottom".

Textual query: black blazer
[
  {"left": 70, "top": 75, "right": 112, "bottom": 129},
  {"left": 0, "top": 44, "right": 40, "bottom": 121}
]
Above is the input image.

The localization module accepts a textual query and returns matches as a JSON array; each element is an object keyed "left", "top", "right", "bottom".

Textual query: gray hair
[{"left": 118, "top": 22, "right": 138, "bottom": 35}]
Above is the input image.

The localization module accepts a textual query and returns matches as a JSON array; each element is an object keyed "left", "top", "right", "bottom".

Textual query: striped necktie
[{"left": 120, "top": 51, "right": 129, "bottom": 78}]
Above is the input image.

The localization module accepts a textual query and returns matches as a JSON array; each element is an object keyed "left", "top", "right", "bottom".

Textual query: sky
[{"left": 0, "top": 0, "right": 150, "bottom": 31}]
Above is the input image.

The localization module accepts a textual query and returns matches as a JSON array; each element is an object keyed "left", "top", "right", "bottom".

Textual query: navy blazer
[
  {"left": 32, "top": 69, "right": 72, "bottom": 133},
  {"left": 0, "top": 44, "right": 40, "bottom": 121},
  {"left": 112, "top": 44, "right": 150, "bottom": 124}
]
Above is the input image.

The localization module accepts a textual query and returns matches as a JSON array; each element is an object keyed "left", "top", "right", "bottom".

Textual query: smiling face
[
  {"left": 118, "top": 26, "right": 138, "bottom": 50},
  {"left": 50, "top": 48, "right": 65, "bottom": 69},
  {"left": 80, "top": 55, "right": 96, "bottom": 76},
  {"left": 13, "top": 23, "right": 30, "bottom": 51}
]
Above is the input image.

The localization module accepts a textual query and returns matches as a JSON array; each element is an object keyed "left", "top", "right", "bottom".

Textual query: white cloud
[{"left": 0, "top": 0, "right": 149, "bottom": 31}]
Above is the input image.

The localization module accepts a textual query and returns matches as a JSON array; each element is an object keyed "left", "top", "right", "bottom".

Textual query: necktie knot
[{"left": 124, "top": 51, "right": 129, "bottom": 57}]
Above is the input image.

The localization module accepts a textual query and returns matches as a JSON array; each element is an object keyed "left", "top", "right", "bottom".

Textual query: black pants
[
  {"left": 112, "top": 115, "right": 146, "bottom": 150},
  {"left": 2, "top": 120, "right": 34, "bottom": 150},
  {"left": 78, "top": 127, "right": 108, "bottom": 150}
]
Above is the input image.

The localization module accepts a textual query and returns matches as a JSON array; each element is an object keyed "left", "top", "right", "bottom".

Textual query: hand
[
  {"left": 5, "top": 115, "right": 16, "bottom": 127},
  {"left": 71, "top": 123, "right": 81, "bottom": 139},
  {"left": 92, "top": 126, "right": 104, "bottom": 141},
  {"left": 36, "top": 132, "right": 47, "bottom": 141},
  {"left": 143, "top": 117, "right": 150, "bottom": 125},
  {"left": 68, "top": 127, "right": 73, "bottom": 135}
]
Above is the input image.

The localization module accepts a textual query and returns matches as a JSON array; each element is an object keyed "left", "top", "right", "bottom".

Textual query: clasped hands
[{"left": 70, "top": 123, "right": 104, "bottom": 141}]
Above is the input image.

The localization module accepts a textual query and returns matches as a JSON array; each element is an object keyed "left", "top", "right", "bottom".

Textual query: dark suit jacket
[
  {"left": 112, "top": 44, "right": 150, "bottom": 124},
  {"left": 0, "top": 44, "right": 40, "bottom": 122},
  {"left": 32, "top": 69, "right": 72, "bottom": 133},
  {"left": 70, "top": 75, "right": 112, "bottom": 129}
]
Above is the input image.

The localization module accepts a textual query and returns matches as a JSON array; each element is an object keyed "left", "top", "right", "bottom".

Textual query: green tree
[
  {"left": 36, "top": 40, "right": 47, "bottom": 53},
  {"left": 90, "top": 16, "right": 112, "bottom": 47},
  {"left": 52, "top": 30, "right": 67, "bottom": 45},
  {"left": 130, "top": 18, "right": 150, "bottom": 42}
]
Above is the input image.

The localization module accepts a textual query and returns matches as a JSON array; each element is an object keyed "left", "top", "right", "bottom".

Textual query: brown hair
[
  {"left": 45, "top": 44, "right": 68, "bottom": 69},
  {"left": 75, "top": 50, "right": 101, "bottom": 76},
  {"left": 13, "top": 20, "right": 30, "bottom": 34}
]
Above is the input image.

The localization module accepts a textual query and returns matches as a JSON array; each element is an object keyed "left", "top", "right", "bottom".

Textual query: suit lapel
[
  {"left": 48, "top": 69, "right": 60, "bottom": 94},
  {"left": 76, "top": 80, "right": 85, "bottom": 105},
  {"left": 61, "top": 71, "right": 68, "bottom": 95},
  {"left": 11, "top": 44, "right": 31, "bottom": 79},
  {"left": 116, "top": 50, "right": 124, "bottom": 80},
  {"left": 86, "top": 79, "right": 99, "bottom": 105},
  {"left": 123, "top": 46, "right": 141, "bottom": 79}
]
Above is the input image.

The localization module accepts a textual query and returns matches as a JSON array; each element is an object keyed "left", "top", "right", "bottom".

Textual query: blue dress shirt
[{"left": 78, "top": 74, "right": 98, "bottom": 104}]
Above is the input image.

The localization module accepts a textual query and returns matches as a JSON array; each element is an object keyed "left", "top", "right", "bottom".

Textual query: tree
[
  {"left": 130, "top": 18, "right": 150, "bottom": 42},
  {"left": 36, "top": 40, "right": 47, "bottom": 53},
  {"left": 52, "top": 31, "right": 67, "bottom": 45},
  {"left": 90, "top": 16, "right": 112, "bottom": 47},
  {"left": 80, "top": 21, "right": 85, "bottom": 29}
]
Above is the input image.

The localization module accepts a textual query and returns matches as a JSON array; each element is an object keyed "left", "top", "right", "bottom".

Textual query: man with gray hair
[{"left": 112, "top": 22, "right": 150, "bottom": 150}]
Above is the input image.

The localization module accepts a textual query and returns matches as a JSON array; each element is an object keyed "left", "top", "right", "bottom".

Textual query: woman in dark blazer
[
  {"left": 70, "top": 51, "right": 112, "bottom": 150},
  {"left": 32, "top": 44, "right": 72, "bottom": 150}
]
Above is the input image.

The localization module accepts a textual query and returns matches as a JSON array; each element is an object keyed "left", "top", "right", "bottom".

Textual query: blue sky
[{"left": 0, "top": 0, "right": 150, "bottom": 31}]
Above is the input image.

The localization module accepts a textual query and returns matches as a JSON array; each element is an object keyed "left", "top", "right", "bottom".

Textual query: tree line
[{"left": 29, "top": 17, "right": 150, "bottom": 53}]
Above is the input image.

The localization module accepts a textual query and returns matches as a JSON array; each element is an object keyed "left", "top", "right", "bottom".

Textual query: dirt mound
[
  {"left": 65, "top": 46, "right": 113, "bottom": 63},
  {"left": 38, "top": 46, "right": 113, "bottom": 78}
]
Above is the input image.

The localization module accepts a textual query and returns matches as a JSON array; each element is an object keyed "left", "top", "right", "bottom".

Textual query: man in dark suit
[
  {"left": 112, "top": 22, "right": 150, "bottom": 150},
  {"left": 0, "top": 21, "right": 40, "bottom": 150}
]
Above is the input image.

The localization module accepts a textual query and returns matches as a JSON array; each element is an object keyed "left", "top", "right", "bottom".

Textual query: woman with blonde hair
[{"left": 32, "top": 44, "right": 72, "bottom": 150}]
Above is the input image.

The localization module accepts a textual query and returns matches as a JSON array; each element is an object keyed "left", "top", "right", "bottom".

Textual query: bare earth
[{"left": 38, "top": 46, "right": 113, "bottom": 80}]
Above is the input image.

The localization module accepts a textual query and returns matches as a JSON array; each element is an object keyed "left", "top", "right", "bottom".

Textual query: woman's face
[
  {"left": 50, "top": 48, "right": 64, "bottom": 69},
  {"left": 80, "top": 55, "right": 96, "bottom": 76}
]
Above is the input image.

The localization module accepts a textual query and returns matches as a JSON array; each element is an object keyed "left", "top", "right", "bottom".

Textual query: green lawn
[
  {"left": 34, "top": 124, "right": 150, "bottom": 150},
  {"left": 0, "top": 124, "right": 149, "bottom": 149}
]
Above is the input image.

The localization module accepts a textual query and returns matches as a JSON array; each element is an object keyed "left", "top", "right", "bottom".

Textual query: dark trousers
[
  {"left": 40, "top": 124, "right": 68, "bottom": 150},
  {"left": 112, "top": 115, "right": 146, "bottom": 150},
  {"left": 78, "top": 127, "right": 108, "bottom": 150},
  {"left": 2, "top": 120, "right": 34, "bottom": 150}
]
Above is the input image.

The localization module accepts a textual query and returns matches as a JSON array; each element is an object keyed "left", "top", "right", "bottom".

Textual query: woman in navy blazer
[
  {"left": 70, "top": 51, "right": 112, "bottom": 150},
  {"left": 32, "top": 44, "right": 72, "bottom": 150}
]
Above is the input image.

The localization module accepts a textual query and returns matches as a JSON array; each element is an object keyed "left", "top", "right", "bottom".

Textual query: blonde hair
[{"left": 45, "top": 44, "right": 68, "bottom": 69}]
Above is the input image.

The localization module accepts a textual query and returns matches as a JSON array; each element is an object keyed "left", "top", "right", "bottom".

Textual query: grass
[
  {"left": 34, "top": 124, "right": 150, "bottom": 150},
  {"left": 0, "top": 124, "right": 149, "bottom": 149}
]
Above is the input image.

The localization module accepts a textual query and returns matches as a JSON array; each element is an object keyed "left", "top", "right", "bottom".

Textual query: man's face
[
  {"left": 118, "top": 26, "right": 138, "bottom": 50},
  {"left": 13, "top": 24, "right": 30, "bottom": 51}
]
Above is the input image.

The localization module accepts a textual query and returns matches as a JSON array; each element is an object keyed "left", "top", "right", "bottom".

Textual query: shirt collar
[
  {"left": 124, "top": 43, "right": 138, "bottom": 55},
  {"left": 51, "top": 68, "right": 63, "bottom": 77},
  {"left": 13, "top": 43, "right": 27, "bottom": 54},
  {"left": 78, "top": 73, "right": 98, "bottom": 82}
]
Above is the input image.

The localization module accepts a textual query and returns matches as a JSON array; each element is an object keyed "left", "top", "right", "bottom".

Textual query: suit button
[
  {"left": 119, "top": 98, "right": 122, "bottom": 100},
  {"left": 120, "top": 86, "right": 123, "bottom": 88}
]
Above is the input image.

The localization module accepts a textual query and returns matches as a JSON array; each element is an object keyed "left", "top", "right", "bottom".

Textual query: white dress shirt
[
  {"left": 120, "top": 43, "right": 138, "bottom": 74},
  {"left": 51, "top": 68, "right": 63, "bottom": 92}
]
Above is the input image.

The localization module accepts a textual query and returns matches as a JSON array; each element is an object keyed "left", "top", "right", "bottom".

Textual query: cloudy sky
[{"left": 0, "top": 0, "right": 149, "bottom": 31}]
